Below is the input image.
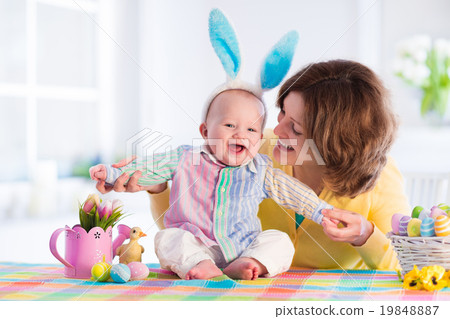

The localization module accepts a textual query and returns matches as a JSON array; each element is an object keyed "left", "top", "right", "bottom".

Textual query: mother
[{"left": 98, "top": 60, "right": 410, "bottom": 270}]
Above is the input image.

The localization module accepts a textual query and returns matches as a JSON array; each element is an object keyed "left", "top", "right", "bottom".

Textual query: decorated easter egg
[
  {"left": 440, "top": 203, "right": 450, "bottom": 218},
  {"left": 128, "top": 262, "right": 150, "bottom": 280},
  {"left": 398, "top": 216, "right": 411, "bottom": 236},
  {"left": 434, "top": 215, "right": 450, "bottom": 237},
  {"left": 407, "top": 218, "right": 422, "bottom": 237},
  {"left": 418, "top": 210, "right": 431, "bottom": 221},
  {"left": 110, "top": 263, "right": 131, "bottom": 283},
  {"left": 430, "top": 206, "right": 447, "bottom": 219},
  {"left": 420, "top": 217, "right": 435, "bottom": 237},
  {"left": 91, "top": 261, "right": 111, "bottom": 282},
  {"left": 438, "top": 203, "right": 450, "bottom": 213},
  {"left": 391, "top": 213, "right": 405, "bottom": 235},
  {"left": 411, "top": 206, "right": 424, "bottom": 219}
]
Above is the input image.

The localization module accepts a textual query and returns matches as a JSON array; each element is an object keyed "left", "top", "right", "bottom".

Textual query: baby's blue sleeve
[
  {"left": 104, "top": 166, "right": 123, "bottom": 186},
  {"left": 103, "top": 146, "right": 186, "bottom": 187}
]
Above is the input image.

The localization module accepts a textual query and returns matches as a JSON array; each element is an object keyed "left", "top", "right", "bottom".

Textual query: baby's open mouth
[{"left": 228, "top": 143, "right": 246, "bottom": 153}]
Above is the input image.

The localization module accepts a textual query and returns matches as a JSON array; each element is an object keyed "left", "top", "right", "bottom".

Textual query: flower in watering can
[
  {"left": 82, "top": 194, "right": 100, "bottom": 213},
  {"left": 98, "top": 200, "right": 113, "bottom": 219},
  {"left": 112, "top": 199, "right": 124, "bottom": 213},
  {"left": 78, "top": 195, "right": 127, "bottom": 232}
]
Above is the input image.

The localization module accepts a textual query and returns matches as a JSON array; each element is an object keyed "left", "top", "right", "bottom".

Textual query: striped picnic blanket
[{"left": 1, "top": 262, "right": 449, "bottom": 301}]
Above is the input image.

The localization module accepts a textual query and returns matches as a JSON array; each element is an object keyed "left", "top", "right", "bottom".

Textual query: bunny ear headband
[{"left": 202, "top": 8, "right": 299, "bottom": 129}]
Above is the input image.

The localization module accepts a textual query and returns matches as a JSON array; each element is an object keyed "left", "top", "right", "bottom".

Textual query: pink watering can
[{"left": 49, "top": 224, "right": 131, "bottom": 278}]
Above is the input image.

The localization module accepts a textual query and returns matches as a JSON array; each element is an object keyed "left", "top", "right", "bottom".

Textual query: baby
[{"left": 90, "top": 89, "right": 333, "bottom": 280}]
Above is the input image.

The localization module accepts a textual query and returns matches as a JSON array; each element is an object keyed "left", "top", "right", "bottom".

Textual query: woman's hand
[
  {"left": 95, "top": 156, "right": 168, "bottom": 194},
  {"left": 321, "top": 208, "right": 374, "bottom": 246}
]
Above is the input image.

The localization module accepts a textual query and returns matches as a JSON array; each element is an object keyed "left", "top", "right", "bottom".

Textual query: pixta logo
[{"left": 126, "top": 128, "right": 172, "bottom": 172}]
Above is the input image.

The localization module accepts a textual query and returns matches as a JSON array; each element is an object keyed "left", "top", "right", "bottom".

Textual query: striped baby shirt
[{"left": 106, "top": 145, "right": 332, "bottom": 262}]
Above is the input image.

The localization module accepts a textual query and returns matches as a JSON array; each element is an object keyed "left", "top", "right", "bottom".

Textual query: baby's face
[{"left": 200, "top": 90, "right": 265, "bottom": 167}]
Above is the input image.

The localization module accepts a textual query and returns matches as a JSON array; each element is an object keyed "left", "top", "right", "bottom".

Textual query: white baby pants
[{"left": 154, "top": 228, "right": 295, "bottom": 279}]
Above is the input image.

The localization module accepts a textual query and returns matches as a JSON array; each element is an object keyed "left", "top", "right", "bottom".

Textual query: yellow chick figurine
[{"left": 115, "top": 227, "right": 147, "bottom": 264}]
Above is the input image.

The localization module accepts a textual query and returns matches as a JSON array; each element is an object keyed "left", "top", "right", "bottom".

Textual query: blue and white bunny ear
[
  {"left": 209, "top": 8, "right": 241, "bottom": 80},
  {"left": 260, "top": 30, "right": 299, "bottom": 90}
]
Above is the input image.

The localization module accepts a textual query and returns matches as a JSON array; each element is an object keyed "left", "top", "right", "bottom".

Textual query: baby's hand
[{"left": 89, "top": 164, "right": 107, "bottom": 182}]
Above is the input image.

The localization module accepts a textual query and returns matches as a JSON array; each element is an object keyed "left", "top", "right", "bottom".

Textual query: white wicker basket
[{"left": 387, "top": 232, "right": 450, "bottom": 276}]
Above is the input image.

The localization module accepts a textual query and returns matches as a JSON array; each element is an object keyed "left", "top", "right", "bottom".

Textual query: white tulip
[
  {"left": 402, "top": 58, "right": 417, "bottom": 82},
  {"left": 112, "top": 199, "right": 124, "bottom": 212},
  {"left": 410, "top": 64, "right": 430, "bottom": 86},
  {"left": 434, "top": 38, "right": 450, "bottom": 59},
  {"left": 411, "top": 49, "right": 428, "bottom": 63},
  {"left": 393, "top": 58, "right": 406, "bottom": 74},
  {"left": 395, "top": 40, "right": 411, "bottom": 57},
  {"left": 395, "top": 35, "right": 449, "bottom": 92}
]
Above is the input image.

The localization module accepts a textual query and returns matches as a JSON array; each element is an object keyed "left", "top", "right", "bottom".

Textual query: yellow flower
[
  {"left": 445, "top": 271, "right": 450, "bottom": 288},
  {"left": 420, "top": 265, "right": 447, "bottom": 291},
  {"left": 403, "top": 265, "right": 423, "bottom": 290}
]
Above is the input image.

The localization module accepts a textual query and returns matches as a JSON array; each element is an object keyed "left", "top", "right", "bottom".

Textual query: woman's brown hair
[{"left": 277, "top": 60, "right": 398, "bottom": 198}]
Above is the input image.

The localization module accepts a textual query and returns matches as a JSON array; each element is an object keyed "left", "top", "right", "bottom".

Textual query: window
[{"left": 0, "top": 0, "right": 101, "bottom": 181}]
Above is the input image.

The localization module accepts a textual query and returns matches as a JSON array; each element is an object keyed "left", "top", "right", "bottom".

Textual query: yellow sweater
[{"left": 149, "top": 130, "right": 410, "bottom": 270}]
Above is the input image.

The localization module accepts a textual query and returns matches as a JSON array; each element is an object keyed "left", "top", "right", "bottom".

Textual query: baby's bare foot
[
  {"left": 185, "top": 260, "right": 223, "bottom": 280},
  {"left": 223, "top": 257, "right": 268, "bottom": 280}
]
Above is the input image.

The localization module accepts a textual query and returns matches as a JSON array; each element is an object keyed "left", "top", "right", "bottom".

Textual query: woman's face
[{"left": 273, "top": 91, "right": 307, "bottom": 166}]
